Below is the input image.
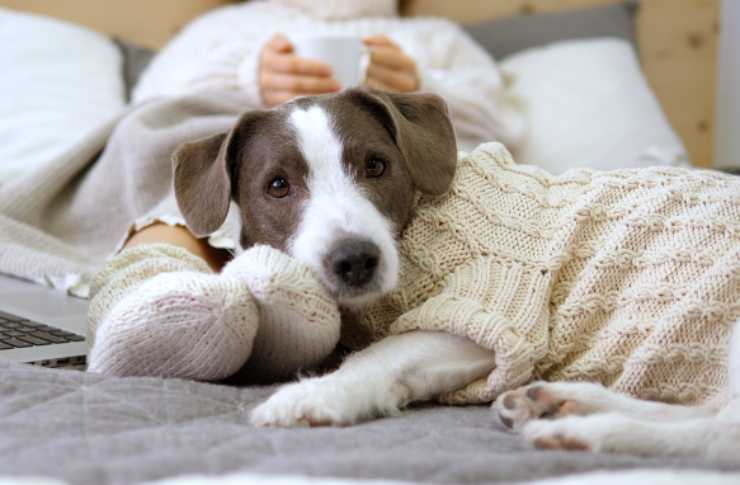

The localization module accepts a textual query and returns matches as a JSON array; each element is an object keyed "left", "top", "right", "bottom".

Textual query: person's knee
[{"left": 124, "top": 223, "right": 229, "bottom": 271}]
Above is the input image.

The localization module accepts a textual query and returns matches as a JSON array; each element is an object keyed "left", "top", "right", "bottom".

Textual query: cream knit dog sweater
[{"left": 350, "top": 142, "right": 740, "bottom": 406}]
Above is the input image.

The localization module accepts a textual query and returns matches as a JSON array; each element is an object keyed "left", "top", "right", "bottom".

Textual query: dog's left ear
[{"left": 348, "top": 89, "right": 457, "bottom": 195}]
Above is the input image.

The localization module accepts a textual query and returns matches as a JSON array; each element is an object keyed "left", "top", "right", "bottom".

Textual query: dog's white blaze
[{"left": 287, "top": 105, "right": 399, "bottom": 304}]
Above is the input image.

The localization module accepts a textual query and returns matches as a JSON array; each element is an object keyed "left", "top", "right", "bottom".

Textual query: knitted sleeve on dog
[{"left": 389, "top": 257, "right": 551, "bottom": 404}]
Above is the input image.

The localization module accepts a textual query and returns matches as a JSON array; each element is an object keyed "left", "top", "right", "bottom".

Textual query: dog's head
[{"left": 173, "top": 88, "right": 456, "bottom": 305}]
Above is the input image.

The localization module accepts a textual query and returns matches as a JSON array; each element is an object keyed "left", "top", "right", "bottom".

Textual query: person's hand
[
  {"left": 363, "top": 35, "right": 419, "bottom": 93},
  {"left": 259, "top": 33, "right": 341, "bottom": 107}
]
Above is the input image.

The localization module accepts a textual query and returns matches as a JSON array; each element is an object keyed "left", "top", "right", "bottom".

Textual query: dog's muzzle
[{"left": 324, "top": 238, "right": 380, "bottom": 289}]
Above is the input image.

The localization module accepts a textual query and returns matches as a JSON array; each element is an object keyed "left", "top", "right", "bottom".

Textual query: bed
[
  {"left": 2, "top": 361, "right": 739, "bottom": 485},
  {"left": 0, "top": 2, "right": 735, "bottom": 484}
]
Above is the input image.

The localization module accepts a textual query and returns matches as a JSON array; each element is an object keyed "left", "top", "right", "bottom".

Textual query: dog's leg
[
  {"left": 502, "top": 321, "right": 740, "bottom": 460},
  {"left": 250, "top": 330, "right": 495, "bottom": 427},
  {"left": 521, "top": 412, "right": 740, "bottom": 461},
  {"left": 494, "top": 381, "right": 715, "bottom": 431},
  {"left": 495, "top": 321, "right": 740, "bottom": 429}
]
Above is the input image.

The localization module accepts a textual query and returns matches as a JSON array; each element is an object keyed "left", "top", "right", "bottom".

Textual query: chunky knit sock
[
  {"left": 88, "top": 243, "right": 342, "bottom": 382},
  {"left": 87, "top": 244, "right": 259, "bottom": 379},
  {"left": 222, "top": 245, "right": 341, "bottom": 381}
]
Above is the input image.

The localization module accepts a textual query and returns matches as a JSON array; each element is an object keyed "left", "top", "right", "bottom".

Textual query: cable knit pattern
[
  {"left": 88, "top": 244, "right": 341, "bottom": 381},
  {"left": 352, "top": 142, "right": 740, "bottom": 406}
]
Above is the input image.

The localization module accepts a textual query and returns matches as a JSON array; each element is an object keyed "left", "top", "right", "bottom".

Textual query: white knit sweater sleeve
[
  {"left": 132, "top": 4, "right": 274, "bottom": 106},
  {"left": 400, "top": 22, "right": 526, "bottom": 151},
  {"left": 133, "top": 5, "right": 525, "bottom": 151}
]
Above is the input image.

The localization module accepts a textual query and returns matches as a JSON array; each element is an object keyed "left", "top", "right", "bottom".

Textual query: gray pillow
[
  {"left": 114, "top": 39, "right": 157, "bottom": 101},
  {"left": 463, "top": 2, "right": 638, "bottom": 60}
]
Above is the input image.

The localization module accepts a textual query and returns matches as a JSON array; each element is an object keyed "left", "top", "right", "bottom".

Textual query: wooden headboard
[{"left": 1, "top": 0, "right": 719, "bottom": 166}]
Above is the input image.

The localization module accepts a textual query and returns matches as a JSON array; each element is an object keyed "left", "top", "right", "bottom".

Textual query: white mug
[{"left": 291, "top": 35, "right": 369, "bottom": 88}]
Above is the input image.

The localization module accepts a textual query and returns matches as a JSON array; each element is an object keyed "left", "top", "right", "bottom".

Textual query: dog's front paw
[{"left": 250, "top": 379, "right": 367, "bottom": 428}]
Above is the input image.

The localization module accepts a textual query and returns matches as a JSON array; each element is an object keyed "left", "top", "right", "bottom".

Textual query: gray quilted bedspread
[{"left": 0, "top": 361, "right": 736, "bottom": 485}]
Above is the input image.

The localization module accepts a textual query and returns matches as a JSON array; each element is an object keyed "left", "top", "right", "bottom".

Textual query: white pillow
[
  {"left": 0, "top": 8, "right": 125, "bottom": 183},
  {"left": 500, "top": 38, "right": 688, "bottom": 173}
]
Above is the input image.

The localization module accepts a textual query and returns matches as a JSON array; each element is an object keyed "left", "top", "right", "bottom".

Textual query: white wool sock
[
  {"left": 88, "top": 243, "right": 341, "bottom": 381},
  {"left": 88, "top": 244, "right": 259, "bottom": 379},
  {"left": 222, "top": 245, "right": 341, "bottom": 381}
]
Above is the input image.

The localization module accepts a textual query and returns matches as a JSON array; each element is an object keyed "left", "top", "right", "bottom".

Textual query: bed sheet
[{"left": 0, "top": 362, "right": 737, "bottom": 485}]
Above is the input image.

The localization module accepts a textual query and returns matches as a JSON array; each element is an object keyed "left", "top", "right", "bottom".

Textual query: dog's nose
[{"left": 326, "top": 240, "right": 380, "bottom": 288}]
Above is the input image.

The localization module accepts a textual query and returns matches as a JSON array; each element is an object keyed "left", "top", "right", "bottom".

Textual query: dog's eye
[
  {"left": 267, "top": 176, "right": 290, "bottom": 198},
  {"left": 365, "top": 158, "right": 386, "bottom": 178}
]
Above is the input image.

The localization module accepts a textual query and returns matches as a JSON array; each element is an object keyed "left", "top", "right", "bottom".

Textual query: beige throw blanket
[{"left": 0, "top": 92, "right": 247, "bottom": 296}]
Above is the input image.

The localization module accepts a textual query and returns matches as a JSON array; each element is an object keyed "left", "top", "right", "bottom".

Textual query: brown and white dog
[{"left": 174, "top": 88, "right": 739, "bottom": 461}]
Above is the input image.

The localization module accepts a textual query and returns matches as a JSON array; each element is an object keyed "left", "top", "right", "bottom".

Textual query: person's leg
[
  {"left": 89, "top": 223, "right": 342, "bottom": 381},
  {"left": 88, "top": 232, "right": 259, "bottom": 379},
  {"left": 123, "top": 222, "right": 231, "bottom": 272}
]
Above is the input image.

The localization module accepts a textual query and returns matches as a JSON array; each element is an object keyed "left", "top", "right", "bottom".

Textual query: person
[{"left": 129, "top": 0, "right": 524, "bottom": 266}]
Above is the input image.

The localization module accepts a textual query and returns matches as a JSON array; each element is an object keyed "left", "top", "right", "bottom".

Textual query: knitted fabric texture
[
  {"left": 222, "top": 245, "right": 342, "bottom": 381},
  {"left": 88, "top": 244, "right": 341, "bottom": 381},
  {"left": 88, "top": 244, "right": 258, "bottom": 379},
  {"left": 270, "top": 0, "right": 397, "bottom": 19},
  {"left": 352, "top": 142, "right": 740, "bottom": 406},
  {"left": 132, "top": 2, "right": 525, "bottom": 151}
]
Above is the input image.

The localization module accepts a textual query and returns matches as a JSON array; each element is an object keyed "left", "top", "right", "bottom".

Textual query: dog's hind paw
[
  {"left": 523, "top": 416, "right": 594, "bottom": 452},
  {"left": 523, "top": 413, "right": 646, "bottom": 455},
  {"left": 250, "top": 378, "right": 368, "bottom": 428},
  {"left": 493, "top": 381, "right": 604, "bottom": 431}
]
